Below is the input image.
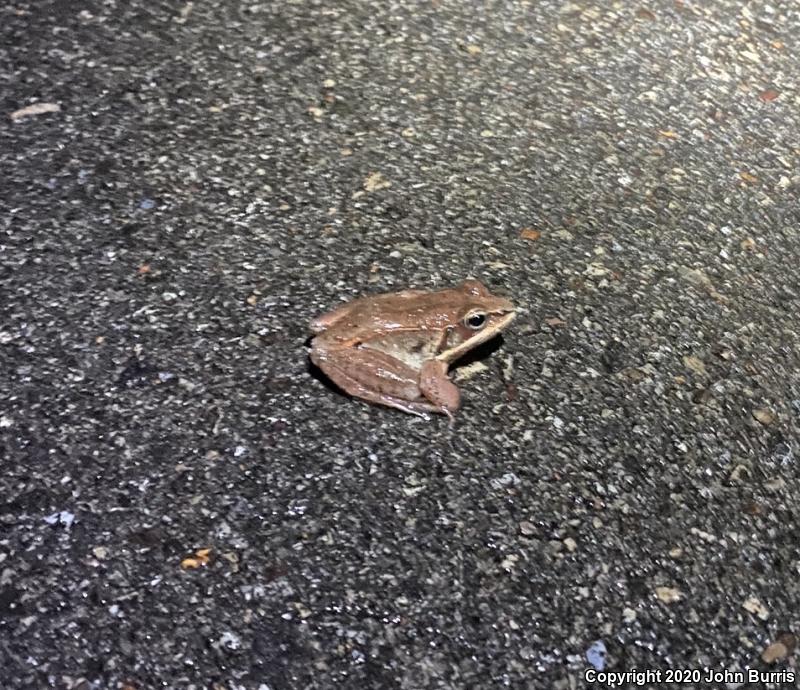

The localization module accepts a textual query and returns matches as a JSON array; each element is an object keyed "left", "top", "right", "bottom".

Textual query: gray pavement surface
[{"left": 2, "top": 0, "right": 799, "bottom": 688}]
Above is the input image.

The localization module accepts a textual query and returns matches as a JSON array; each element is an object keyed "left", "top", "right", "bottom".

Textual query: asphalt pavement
[{"left": 1, "top": 1, "right": 799, "bottom": 688}]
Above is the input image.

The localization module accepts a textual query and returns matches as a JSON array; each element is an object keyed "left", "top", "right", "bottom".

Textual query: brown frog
[{"left": 308, "top": 279, "right": 516, "bottom": 417}]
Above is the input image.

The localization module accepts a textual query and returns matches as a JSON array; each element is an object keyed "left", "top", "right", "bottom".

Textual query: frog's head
[{"left": 437, "top": 280, "right": 516, "bottom": 363}]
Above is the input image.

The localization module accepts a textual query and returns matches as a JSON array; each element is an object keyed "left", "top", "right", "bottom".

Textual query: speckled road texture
[{"left": 2, "top": 1, "right": 799, "bottom": 688}]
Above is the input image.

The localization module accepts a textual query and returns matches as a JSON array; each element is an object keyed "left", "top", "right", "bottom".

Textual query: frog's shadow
[
  {"left": 305, "top": 335, "right": 506, "bottom": 396},
  {"left": 452, "top": 334, "right": 505, "bottom": 370}
]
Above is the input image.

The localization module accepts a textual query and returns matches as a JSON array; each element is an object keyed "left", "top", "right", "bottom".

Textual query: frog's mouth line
[{"left": 435, "top": 310, "right": 517, "bottom": 364}]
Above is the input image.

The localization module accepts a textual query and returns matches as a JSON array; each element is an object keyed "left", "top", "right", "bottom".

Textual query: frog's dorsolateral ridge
[{"left": 308, "top": 280, "right": 516, "bottom": 417}]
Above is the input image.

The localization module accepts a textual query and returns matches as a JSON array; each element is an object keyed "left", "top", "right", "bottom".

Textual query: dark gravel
[{"left": 2, "top": 1, "right": 799, "bottom": 688}]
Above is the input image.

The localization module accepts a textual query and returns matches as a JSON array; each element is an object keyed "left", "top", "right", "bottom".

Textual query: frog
[{"left": 308, "top": 279, "right": 516, "bottom": 417}]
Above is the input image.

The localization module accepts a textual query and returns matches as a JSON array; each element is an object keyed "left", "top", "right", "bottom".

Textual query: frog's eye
[{"left": 465, "top": 312, "right": 487, "bottom": 330}]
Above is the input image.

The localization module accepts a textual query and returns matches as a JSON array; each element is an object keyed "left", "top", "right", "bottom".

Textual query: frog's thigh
[
  {"left": 419, "top": 359, "right": 460, "bottom": 412},
  {"left": 330, "top": 348, "right": 423, "bottom": 400},
  {"left": 316, "top": 348, "right": 445, "bottom": 416}
]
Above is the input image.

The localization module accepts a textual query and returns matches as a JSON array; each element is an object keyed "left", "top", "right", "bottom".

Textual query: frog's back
[{"left": 310, "top": 286, "right": 469, "bottom": 343}]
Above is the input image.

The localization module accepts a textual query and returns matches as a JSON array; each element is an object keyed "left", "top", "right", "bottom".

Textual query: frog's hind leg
[
  {"left": 321, "top": 365, "right": 442, "bottom": 417},
  {"left": 419, "top": 359, "right": 460, "bottom": 414},
  {"left": 312, "top": 347, "right": 448, "bottom": 417},
  {"left": 355, "top": 386, "right": 444, "bottom": 418}
]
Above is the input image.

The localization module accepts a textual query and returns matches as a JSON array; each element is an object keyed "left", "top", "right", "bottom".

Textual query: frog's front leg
[{"left": 310, "top": 345, "right": 448, "bottom": 416}]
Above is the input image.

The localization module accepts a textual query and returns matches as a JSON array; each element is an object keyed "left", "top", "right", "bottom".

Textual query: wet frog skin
[{"left": 309, "top": 279, "right": 516, "bottom": 417}]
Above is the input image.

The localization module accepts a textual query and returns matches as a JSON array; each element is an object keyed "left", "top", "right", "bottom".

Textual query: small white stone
[
  {"left": 219, "top": 631, "right": 242, "bottom": 650},
  {"left": 743, "top": 597, "right": 769, "bottom": 620},
  {"left": 500, "top": 554, "right": 519, "bottom": 570},
  {"left": 655, "top": 586, "right": 683, "bottom": 603}
]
